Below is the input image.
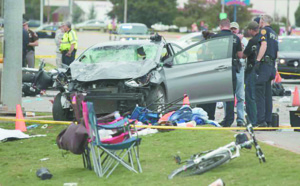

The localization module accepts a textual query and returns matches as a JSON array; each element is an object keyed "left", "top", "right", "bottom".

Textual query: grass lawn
[{"left": 0, "top": 122, "right": 300, "bottom": 186}]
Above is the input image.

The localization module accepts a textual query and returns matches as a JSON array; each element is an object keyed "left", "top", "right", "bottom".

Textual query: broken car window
[{"left": 79, "top": 44, "right": 159, "bottom": 64}]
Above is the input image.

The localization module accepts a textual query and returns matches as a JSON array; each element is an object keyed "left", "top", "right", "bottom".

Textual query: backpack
[{"left": 56, "top": 122, "right": 88, "bottom": 155}]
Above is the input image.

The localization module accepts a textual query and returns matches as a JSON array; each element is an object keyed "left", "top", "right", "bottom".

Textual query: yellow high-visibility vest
[
  {"left": 107, "top": 23, "right": 113, "bottom": 30},
  {"left": 60, "top": 29, "right": 78, "bottom": 51}
]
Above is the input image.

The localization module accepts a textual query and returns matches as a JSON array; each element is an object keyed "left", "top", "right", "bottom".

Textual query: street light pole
[
  {"left": 124, "top": 0, "right": 127, "bottom": 23},
  {"left": 222, "top": 0, "right": 225, "bottom": 13},
  {"left": 274, "top": 0, "right": 277, "bottom": 22},
  {"left": 2, "top": 0, "right": 23, "bottom": 112},
  {"left": 287, "top": 0, "right": 290, "bottom": 33},
  {"left": 69, "top": 0, "right": 73, "bottom": 23},
  {"left": 40, "top": 0, "right": 43, "bottom": 27}
]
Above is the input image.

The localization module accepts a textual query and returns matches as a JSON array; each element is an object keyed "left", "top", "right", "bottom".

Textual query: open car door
[{"left": 163, "top": 36, "right": 234, "bottom": 104}]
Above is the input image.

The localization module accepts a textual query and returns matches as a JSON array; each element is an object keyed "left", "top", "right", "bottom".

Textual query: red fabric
[
  {"left": 159, "top": 111, "right": 175, "bottom": 122},
  {"left": 101, "top": 133, "right": 127, "bottom": 144}
]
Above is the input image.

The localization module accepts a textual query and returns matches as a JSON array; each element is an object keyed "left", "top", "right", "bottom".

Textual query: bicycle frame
[{"left": 193, "top": 139, "right": 254, "bottom": 164}]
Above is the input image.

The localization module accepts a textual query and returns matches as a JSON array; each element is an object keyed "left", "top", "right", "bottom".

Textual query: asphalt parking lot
[{"left": 30, "top": 31, "right": 300, "bottom": 154}]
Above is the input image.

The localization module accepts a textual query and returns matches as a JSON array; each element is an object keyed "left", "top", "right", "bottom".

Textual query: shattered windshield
[
  {"left": 279, "top": 38, "right": 300, "bottom": 52},
  {"left": 79, "top": 44, "right": 159, "bottom": 64}
]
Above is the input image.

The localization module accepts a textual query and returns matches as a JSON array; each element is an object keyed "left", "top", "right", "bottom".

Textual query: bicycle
[{"left": 168, "top": 123, "right": 266, "bottom": 179}]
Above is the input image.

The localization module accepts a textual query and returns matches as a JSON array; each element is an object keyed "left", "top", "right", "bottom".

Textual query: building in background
[
  {"left": 74, "top": 1, "right": 113, "bottom": 24},
  {"left": 52, "top": 0, "right": 113, "bottom": 24}
]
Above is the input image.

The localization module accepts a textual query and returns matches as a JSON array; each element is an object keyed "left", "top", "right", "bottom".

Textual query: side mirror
[{"left": 163, "top": 57, "right": 173, "bottom": 68}]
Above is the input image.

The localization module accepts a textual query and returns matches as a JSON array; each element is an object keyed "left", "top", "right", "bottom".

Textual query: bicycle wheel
[
  {"left": 168, "top": 161, "right": 197, "bottom": 179},
  {"left": 168, "top": 151, "right": 231, "bottom": 179},
  {"left": 192, "top": 151, "right": 231, "bottom": 175}
]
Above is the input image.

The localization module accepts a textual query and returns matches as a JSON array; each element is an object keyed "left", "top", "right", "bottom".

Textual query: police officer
[
  {"left": 55, "top": 23, "right": 65, "bottom": 68},
  {"left": 213, "top": 19, "right": 243, "bottom": 127},
  {"left": 60, "top": 22, "right": 78, "bottom": 66},
  {"left": 23, "top": 20, "right": 39, "bottom": 68},
  {"left": 242, "top": 21, "right": 260, "bottom": 126},
  {"left": 256, "top": 15, "right": 278, "bottom": 127},
  {"left": 108, "top": 22, "right": 113, "bottom": 41}
]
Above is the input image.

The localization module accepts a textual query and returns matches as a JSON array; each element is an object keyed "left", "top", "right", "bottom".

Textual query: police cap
[{"left": 247, "top": 21, "right": 259, "bottom": 31}]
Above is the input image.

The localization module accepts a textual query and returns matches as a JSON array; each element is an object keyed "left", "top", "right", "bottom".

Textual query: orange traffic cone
[
  {"left": 292, "top": 87, "right": 300, "bottom": 106},
  {"left": 275, "top": 71, "right": 282, "bottom": 83},
  {"left": 183, "top": 94, "right": 190, "bottom": 105},
  {"left": 15, "top": 104, "right": 27, "bottom": 132}
]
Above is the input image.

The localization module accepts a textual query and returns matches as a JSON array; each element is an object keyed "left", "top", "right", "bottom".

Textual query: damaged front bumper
[{"left": 84, "top": 92, "right": 144, "bottom": 101}]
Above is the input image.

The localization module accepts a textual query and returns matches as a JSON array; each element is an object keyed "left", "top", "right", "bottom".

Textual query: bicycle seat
[{"left": 235, "top": 133, "right": 251, "bottom": 149}]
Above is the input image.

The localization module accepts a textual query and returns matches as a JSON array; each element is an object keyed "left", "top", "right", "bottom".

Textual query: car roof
[
  {"left": 119, "top": 23, "right": 147, "bottom": 27},
  {"left": 279, "top": 36, "right": 300, "bottom": 39}
]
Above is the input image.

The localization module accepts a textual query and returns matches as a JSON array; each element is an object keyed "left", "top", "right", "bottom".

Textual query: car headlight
[
  {"left": 125, "top": 73, "right": 152, "bottom": 88},
  {"left": 279, "top": 59, "right": 286, "bottom": 64}
]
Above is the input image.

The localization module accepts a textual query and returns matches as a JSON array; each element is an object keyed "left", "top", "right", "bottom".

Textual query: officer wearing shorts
[{"left": 256, "top": 15, "right": 278, "bottom": 127}]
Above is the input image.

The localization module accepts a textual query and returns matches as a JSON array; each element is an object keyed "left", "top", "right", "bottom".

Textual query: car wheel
[
  {"left": 146, "top": 85, "right": 166, "bottom": 112},
  {"left": 52, "top": 92, "right": 73, "bottom": 121}
]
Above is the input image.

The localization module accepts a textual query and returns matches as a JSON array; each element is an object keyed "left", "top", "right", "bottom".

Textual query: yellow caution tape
[
  {"left": 36, "top": 30, "right": 56, "bottom": 33},
  {"left": 0, "top": 117, "right": 72, "bottom": 125},
  {"left": 130, "top": 125, "right": 300, "bottom": 130},
  {"left": 278, "top": 72, "right": 300, "bottom": 76},
  {"left": 36, "top": 54, "right": 80, "bottom": 59},
  {"left": 0, "top": 117, "right": 298, "bottom": 130},
  {"left": 36, "top": 55, "right": 56, "bottom": 59}
]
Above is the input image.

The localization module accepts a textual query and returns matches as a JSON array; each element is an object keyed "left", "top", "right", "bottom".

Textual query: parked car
[
  {"left": 151, "top": 23, "right": 178, "bottom": 32},
  {"left": 35, "top": 25, "right": 59, "bottom": 38},
  {"left": 277, "top": 36, "right": 300, "bottom": 79},
  {"left": 52, "top": 34, "right": 234, "bottom": 121},
  {"left": 28, "top": 19, "right": 41, "bottom": 28},
  {"left": 116, "top": 23, "right": 151, "bottom": 41},
  {"left": 172, "top": 32, "right": 204, "bottom": 48},
  {"left": 74, "top": 20, "right": 106, "bottom": 32}
]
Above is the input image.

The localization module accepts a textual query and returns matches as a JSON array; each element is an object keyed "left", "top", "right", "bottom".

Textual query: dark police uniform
[
  {"left": 243, "top": 33, "right": 260, "bottom": 125},
  {"left": 212, "top": 30, "right": 242, "bottom": 127},
  {"left": 22, "top": 28, "right": 29, "bottom": 67},
  {"left": 256, "top": 26, "right": 278, "bottom": 125}
]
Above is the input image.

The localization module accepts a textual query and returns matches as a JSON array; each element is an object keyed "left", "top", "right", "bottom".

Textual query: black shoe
[
  {"left": 220, "top": 120, "right": 231, "bottom": 127},
  {"left": 237, "top": 121, "right": 245, "bottom": 127},
  {"left": 257, "top": 122, "right": 267, "bottom": 127}
]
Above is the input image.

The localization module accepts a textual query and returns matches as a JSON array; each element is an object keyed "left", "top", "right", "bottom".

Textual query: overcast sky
[{"left": 177, "top": 0, "right": 300, "bottom": 25}]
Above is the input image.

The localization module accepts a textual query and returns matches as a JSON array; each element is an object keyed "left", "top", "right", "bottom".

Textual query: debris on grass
[{"left": 40, "top": 158, "right": 50, "bottom": 161}]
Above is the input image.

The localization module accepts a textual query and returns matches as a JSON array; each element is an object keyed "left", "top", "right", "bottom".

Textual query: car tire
[
  {"left": 52, "top": 92, "right": 73, "bottom": 121},
  {"left": 146, "top": 85, "right": 166, "bottom": 112}
]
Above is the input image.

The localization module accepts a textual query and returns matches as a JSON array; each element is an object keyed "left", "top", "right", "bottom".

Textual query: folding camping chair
[{"left": 84, "top": 102, "right": 142, "bottom": 178}]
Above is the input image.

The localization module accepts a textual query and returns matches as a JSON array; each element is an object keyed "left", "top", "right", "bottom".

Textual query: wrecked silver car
[{"left": 52, "top": 35, "right": 234, "bottom": 121}]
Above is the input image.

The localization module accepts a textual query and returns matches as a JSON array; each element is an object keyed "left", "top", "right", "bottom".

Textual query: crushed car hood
[{"left": 70, "top": 60, "right": 157, "bottom": 82}]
